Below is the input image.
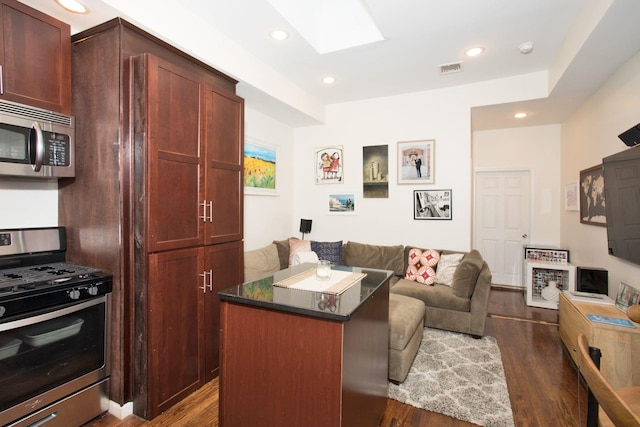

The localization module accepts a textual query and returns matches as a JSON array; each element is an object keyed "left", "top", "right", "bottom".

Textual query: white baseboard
[{"left": 108, "top": 400, "right": 133, "bottom": 420}]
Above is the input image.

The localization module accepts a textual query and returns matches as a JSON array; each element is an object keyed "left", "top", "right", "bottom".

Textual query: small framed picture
[
  {"left": 315, "top": 146, "right": 343, "bottom": 184},
  {"left": 615, "top": 282, "right": 640, "bottom": 312},
  {"left": 398, "top": 139, "right": 435, "bottom": 184},
  {"left": 328, "top": 192, "right": 356, "bottom": 215},
  {"left": 414, "top": 189, "right": 451, "bottom": 220},
  {"left": 244, "top": 138, "right": 278, "bottom": 195},
  {"left": 564, "top": 182, "right": 579, "bottom": 211}
]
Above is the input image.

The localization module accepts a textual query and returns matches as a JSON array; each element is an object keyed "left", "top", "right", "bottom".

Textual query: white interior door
[{"left": 474, "top": 170, "right": 531, "bottom": 287}]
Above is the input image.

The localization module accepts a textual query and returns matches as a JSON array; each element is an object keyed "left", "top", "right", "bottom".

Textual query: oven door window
[{"left": 0, "top": 298, "right": 106, "bottom": 412}]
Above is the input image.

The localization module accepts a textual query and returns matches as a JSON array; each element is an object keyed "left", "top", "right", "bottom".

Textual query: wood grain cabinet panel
[
  {"left": 0, "top": 0, "right": 70, "bottom": 113},
  {"left": 60, "top": 19, "right": 243, "bottom": 420}
]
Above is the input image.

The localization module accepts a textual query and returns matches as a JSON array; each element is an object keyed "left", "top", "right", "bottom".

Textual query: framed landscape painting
[
  {"left": 244, "top": 139, "right": 277, "bottom": 195},
  {"left": 398, "top": 140, "right": 435, "bottom": 184},
  {"left": 328, "top": 192, "right": 356, "bottom": 215}
]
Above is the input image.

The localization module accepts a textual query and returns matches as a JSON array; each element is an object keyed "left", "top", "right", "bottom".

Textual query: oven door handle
[{"left": 0, "top": 296, "right": 106, "bottom": 331}]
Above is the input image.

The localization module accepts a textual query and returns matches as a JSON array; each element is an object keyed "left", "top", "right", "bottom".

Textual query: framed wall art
[
  {"left": 414, "top": 189, "right": 451, "bottom": 220},
  {"left": 615, "top": 282, "right": 640, "bottom": 312},
  {"left": 579, "top": 165, "right": 606, "bottom": 226},
  {"left": 315, "top": 146, "right": 343, "bottom": 184},
  {"left": 564, "top": 182, "right": 579, "bottom": 211},
  {"left": 244, "top": 138, "right": 277, "bottom": 195},
  {"left": 328, "top": 192, "right": 356, "bottom": 215},
  {"left": 362, "top": 145, "right": 389, "bottom": 198},
  {"left": 398, "top": 139, "right": 434, "bottom": 184}
]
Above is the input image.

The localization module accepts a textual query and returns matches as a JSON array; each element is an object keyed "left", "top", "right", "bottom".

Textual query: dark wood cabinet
[
  {"left": 59, "top": 19, "right": 243, "bottom": 421},
  {"left": 0, "top": 0, "right": 71, "bottom": 113}
]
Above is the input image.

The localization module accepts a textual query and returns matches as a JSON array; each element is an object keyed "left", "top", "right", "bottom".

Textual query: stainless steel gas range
[{"left": 0, "top": 227, "right": 112, "bottom": 427}]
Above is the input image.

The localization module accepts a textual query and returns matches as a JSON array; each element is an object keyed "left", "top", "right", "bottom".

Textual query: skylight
[{"left": 267, "top": 0, "right": 384, "bottom": 54}]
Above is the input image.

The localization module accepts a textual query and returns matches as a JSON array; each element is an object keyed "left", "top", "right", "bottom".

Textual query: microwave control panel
[{"left": 44, "top": 132, "right": 70, "bottom": 166}]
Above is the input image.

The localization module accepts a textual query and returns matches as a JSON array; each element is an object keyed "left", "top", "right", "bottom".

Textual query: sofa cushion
[
  {"left": 342, "top": 241, "right": 405, "bottom": 276},
  {"left": 435, "top": 253, "right": 464, "bottom": 286},
  {"left": 311, "top": 240, "right": 343, "bottom": 265},
  {"left": 388, "top": 293, "right": 425, "bottom": 351},
  {"left": 244, "top": 244, "right": 281, "bottom": 282},
  {"left": 272, "top": 239, "right": 290, "bottom": 270},
  {"left": 451, "top": 250, "right": 484, "bottom": 298},
  {"left": 405, "top": 248, "right": 440, "bottom": 285},
  {"left": 288, "top": 237, "right": 311, "bottom": 266},
  {"left": 391, "top": 278, "right": 471, "bottom": 312}
]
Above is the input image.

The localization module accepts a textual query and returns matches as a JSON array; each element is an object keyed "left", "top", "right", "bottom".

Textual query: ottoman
[{"left": 388, "top": 293, "right": 425, "bottom": 384}]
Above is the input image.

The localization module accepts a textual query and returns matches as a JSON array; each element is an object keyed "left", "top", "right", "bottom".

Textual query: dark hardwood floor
[{"left": 85, "top": 287, "right": 588, "bottom": 427}]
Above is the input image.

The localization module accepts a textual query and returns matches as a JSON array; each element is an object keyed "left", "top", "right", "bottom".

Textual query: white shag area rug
[{"left": 388, "top": 328, "right": 515, "bottom": 427}]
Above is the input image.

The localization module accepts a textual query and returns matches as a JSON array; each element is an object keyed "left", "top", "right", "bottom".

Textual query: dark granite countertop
[{"left": 218, "top": 263, "right": 392, "bottom": 321}]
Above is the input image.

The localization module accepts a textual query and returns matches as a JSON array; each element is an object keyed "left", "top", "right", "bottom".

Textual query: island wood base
[{"left": 219, "top": 281, "right": 389, "bottom": 427}]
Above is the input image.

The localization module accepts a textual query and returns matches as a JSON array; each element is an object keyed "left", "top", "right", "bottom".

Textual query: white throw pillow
[{"left": 435, "top": 253, "right": 465, "bottom": 286}]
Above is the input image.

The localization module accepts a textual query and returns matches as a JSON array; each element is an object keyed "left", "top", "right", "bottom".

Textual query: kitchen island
[{"left": 218, "top": 263, "right": 391, "bottom": 427}]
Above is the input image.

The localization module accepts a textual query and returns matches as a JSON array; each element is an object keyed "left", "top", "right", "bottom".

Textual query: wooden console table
[
  {"left": 218, "top": 264, "right": 391, "bottom": 427},
  {"left": 559, "top": 291, "right": 640, "bottom": 388}
]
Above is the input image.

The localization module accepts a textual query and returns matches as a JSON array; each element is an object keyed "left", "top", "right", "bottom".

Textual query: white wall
[
  {"left": 561, "top": 51, "right": 640, "bottom": 298},
  {"left": 243, "top": 107, "right": 295, "bottom": 250},
  {"left": 0, "top": 178, "right": 57, "bottom": 228},
  {"left": 473, "top": 124, "right": 562, "bottom": 248},
  {"left": 288, "top": 75, "right": 548, "bottom": 251}
]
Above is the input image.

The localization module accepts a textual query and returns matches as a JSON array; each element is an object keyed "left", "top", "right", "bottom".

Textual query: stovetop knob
[
  {"left": 88, "top": 286, "right": 98, "bottom": 296},
  {"left": 68, "top": 289, "right": 80, "bottom": 300}
]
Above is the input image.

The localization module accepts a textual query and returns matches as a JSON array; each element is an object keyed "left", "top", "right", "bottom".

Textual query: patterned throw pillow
[
  {"left": 405, "top": 248, "right": 440, "bottom": 285},
  {"left": 288, "top": 238, "right": 311, "bottom": 266},
  {"left": 435, "top": 253, "right": 465, "bottom": 286},
  {"left": 310, "top": 240, "right": 343, "bottom": 265}
]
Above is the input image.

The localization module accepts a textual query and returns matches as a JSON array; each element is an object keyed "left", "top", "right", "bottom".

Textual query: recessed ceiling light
[
  {"left": 322, "top": 76, "right": 336, "bottom": 85},
  {"left": 464, "top": 47, "right": 484, "bottom": 57},
  {"left": 514, "top": 112, "right": 527, "bottom": 119},
  {"left": 55, "top": 0, "right": 88, "bottom": 14},
  {"left": 269, "top": 30, "right": 289, "bottom": 41},
  {"left": 519, "top": 42, "right": 534, "bottom": 55}
]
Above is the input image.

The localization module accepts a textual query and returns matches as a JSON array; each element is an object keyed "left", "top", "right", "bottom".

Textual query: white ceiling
[{"left": 22, "top": 0, "right": 640, "bottom": 129}]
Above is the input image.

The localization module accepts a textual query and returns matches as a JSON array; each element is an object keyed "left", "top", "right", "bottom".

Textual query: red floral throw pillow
[{"left": 405, "top": 248, "right": 440, "bottom": 285}]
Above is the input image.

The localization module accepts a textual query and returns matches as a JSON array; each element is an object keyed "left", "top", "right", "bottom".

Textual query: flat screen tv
[{"left": 602, "top": 145, "right": 640, "bottom": 265}]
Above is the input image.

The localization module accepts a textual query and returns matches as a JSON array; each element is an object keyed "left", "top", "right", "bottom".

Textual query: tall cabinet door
[
  {"left": 136, "top": 53, "right": 204, "bottom": 253},
  {"left": 203, "top": 83, "right": 244, "bottom": 245},
  {"left": 203, "top": 240, "right": 243, "bottom": 381},
  {"left": 147, "top": 247, "right": 204, "bottom": 418}
]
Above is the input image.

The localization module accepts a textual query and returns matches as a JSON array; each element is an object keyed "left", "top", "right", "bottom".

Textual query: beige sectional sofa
[{"left": 243, "top": 238, "right": 493, "bottom": 382}]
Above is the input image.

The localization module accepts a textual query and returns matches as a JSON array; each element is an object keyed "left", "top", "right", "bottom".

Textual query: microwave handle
[{"left": 30, "top": 121, "right": 44, "bottom": 172}]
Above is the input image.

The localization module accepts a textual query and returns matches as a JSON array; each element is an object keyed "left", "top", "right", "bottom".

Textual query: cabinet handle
[
  {"left": 199, "top": 201, "right": 213, "bottom": 222},
  {"left": 0, "top": 65, "right": 3, "bottom": 94},
  {"left": 199, "top": 271, "right": 208, "bottom": 293},
  {"left": 200, "top": 200, "right": 208, "bottom": 222},
  {"left": 199, "top": 270, "right": 213, "bottom": 293}
]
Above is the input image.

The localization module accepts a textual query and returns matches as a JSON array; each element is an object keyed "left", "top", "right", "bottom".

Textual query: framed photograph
[
  {"left": 244, "top": 138, "right": 277, "bottom": 195},
  {"left": 580, "top": 165, "right": 606, "bottom": 226},
  {"left": 398, "top": 139, "right": 435, "bottom": 184},
  {"left": 564, "top": 182, "right": 579, "bottom": 211},
  {"left": 414, "top": 189, "right": 451, "bottom": 220},
  {"left": 362, "top": 145, "right": 389, "bottom": 198},
  {"left": 315, "top": 146, "right": 343, "bottom": 184},
  {"left": 328, "top": 192, "right": 356, "bottom": 215},
  {"left": 615, "top": 282, "right": 640, "bottom": 313}
]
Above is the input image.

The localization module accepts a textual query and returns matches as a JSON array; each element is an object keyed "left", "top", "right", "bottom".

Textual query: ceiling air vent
[{"left": 439, "top": 62, "right": 463, "bottom": 75}]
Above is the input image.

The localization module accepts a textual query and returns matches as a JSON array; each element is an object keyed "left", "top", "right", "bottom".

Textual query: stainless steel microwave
[{"left": 0, "top": 100, "right": 74, "bottom": 178}]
